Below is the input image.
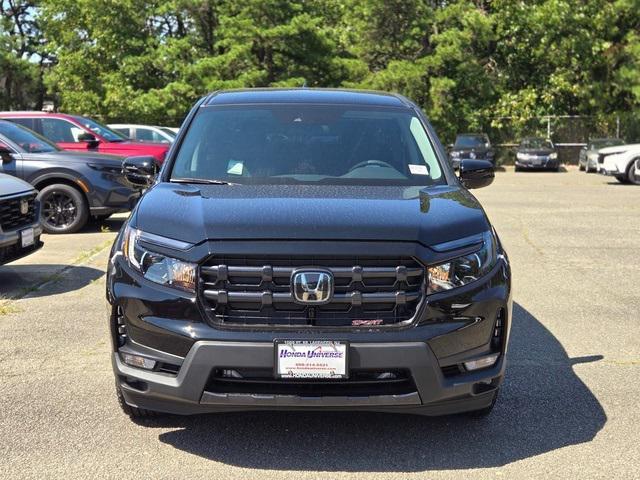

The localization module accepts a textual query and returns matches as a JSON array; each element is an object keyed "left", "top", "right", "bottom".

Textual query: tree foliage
[{"left": 0, "top": 0, "right": 638, "bottom": 140}]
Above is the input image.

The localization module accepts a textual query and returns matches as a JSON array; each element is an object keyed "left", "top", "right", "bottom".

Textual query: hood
[
  {"left": 518, "top": 148, "right": 555, "bottom": 155},
  {"left": 0, "top": 173, "right": 34, "bottom": 197},
  {"left": 599, "top": 143, "right": 640, "bottom": 155},
  {"left": 451, "top": 146, "right": 490, "bottom": 153},
  {"left": 24, "top": 150, "right": 124, "bottom": 167},
  {"left": 134, "top": 184, "right": 490, "bottom": 248}
]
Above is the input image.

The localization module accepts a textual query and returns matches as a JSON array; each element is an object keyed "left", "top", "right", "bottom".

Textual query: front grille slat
[
  {"left": 199, "top": 255, "right": 425, "bottom": 328},
  {"left": 203, "top": 289, "right": 420, "bottom": 306},
  {"left": 0, "top": 193, "right": 37, "bottom": 232},
  {"left": 201, "top": 265, "right": 423, "bottom": 283}
]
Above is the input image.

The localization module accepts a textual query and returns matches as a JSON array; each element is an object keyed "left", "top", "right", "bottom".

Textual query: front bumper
[
  {"left": 515, "top": 158, "right": 559, "bottom": 170},
  {"left": 0, "top": 225, "right": 43, "bottom": 265},
  {"left": 115, "top": 340, "right": 505, "bottom": 415},
  {"left": 108, "top": 240, "right": 512, "bottom": 416}
]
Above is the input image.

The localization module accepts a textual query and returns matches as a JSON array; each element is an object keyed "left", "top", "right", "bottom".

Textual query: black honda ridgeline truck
[{"left": 108, "top": 89, "right": 512, "bottom": 419}]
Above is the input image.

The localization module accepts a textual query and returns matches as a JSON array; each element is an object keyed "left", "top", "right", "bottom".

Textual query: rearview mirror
[
  {"left": 459, "top": 159, "right": 494, "bottom": 189},
  {"left": 123, "top": 156, "right": 157, "bottom": 188}
]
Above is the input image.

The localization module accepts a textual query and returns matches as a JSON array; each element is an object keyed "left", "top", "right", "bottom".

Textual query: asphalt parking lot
[{"left": 1, "top": 167, "right": 638, "bottom": 479}]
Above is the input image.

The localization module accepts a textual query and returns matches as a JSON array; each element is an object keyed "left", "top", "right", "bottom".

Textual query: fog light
[
  {"left": 121, "top": 353, "right": 156, "bottom": 370},
  {"left": 464, "top": 353, "right": 499, "bottom": 371}
]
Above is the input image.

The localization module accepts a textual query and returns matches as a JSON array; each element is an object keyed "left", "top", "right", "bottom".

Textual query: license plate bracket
[
  {"left": 274, "top": 340, "right": 349, "bottom": 379},
  {"left": 20, "top": 228, "right": 34, "bottom": 248}
]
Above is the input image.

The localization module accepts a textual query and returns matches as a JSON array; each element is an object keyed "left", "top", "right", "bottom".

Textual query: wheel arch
[{"left": 31, "top": 174, "right": 90, "bottom": 206}]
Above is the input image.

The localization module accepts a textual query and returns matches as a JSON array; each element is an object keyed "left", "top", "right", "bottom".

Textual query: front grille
[
  {"left": 200, "top": 255, "right": 425, "bottom": 327},
  {"left": 0, "top": 193, "right": 37, "bottom": 232},
  {"left": 207, "top": 368, "right": 416, "bottom": 397}
]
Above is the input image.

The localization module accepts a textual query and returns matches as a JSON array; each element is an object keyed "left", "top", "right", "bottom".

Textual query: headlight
[
  {"left": 450, "top": 151, "right": 460, "bottom": 158},
  {"left": 122, "top": 226, "right": 197, "bottom": 292},
  {"left": 516, "top": 153, "right": 528, "bottom": 160},
  {"left": 427, "top": 231, "right": 497, "bottom": 294},
  {"left": 549, "top": 152, "right": 558, "bottom": 160}
]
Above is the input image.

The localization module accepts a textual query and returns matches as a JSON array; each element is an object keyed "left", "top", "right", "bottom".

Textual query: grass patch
[
  {"left": 0, "top": 298, "right": 20, "bottom": 316},
  {"left": 72, "top": 239, "right": 113, "bottom": 265}
]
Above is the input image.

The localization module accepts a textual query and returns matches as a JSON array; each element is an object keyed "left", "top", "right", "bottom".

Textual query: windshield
[
  {"left": 72, "top": 116, "right": 127, "bottom": 142},
  {"left": 589, "top": 139, "right": 624, "bottom": 150},
  {"left": 520, "top": 138, "right": 553, "bottom": 149},
  {"left": 171, "top": 105, "right": 445, "bottom": 186},
  {"left": 0, "top": 121, "right": 60, "bottom": 153},
  {"left": 160, "top": 127, "right": 177, "bottom": 138},
  {"left": 454, "top": 135, "right": 488, "bottom": 148}
]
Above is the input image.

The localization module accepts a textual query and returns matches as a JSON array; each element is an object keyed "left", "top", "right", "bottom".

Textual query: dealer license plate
[
  {"left": 532, "top": 158, "right": 543, "bottom": 166},
  {"left": 275, "top": 340, "right": 348, "bottom": 379},
  {"left": 20, "top": 228, "right": 34, "bottom": 248}
]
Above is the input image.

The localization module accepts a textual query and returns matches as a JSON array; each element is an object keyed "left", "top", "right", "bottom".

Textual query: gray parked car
[
  {"left": 578, "top": 138, "right": 625, "bottom": 172},
  {"left": 0, "top": 120, "right": 139, "bottom": 234},
  {"left": 0, "top": 173, "right": 43, "bottom": 265}
]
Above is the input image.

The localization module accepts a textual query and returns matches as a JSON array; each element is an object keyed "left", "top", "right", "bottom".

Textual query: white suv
[{"left": 599, "top": 144, "right": 640, "bottom": 184}]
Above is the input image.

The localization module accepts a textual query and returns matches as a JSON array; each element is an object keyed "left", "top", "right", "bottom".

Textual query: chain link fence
[{"left": 483, "top": 114, "right": 640, "bottom": 165}]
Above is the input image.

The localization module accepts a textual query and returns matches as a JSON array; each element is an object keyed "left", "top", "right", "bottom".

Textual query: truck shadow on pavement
[
  {"left": 0, "top": 265, "right": 104, "bottom": 299},
  {"left": 154, "top": 302, "right": 606, "bottom": 471}
]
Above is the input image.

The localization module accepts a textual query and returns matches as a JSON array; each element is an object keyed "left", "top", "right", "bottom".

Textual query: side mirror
[
  {"left": 77, "top": 132, "right": 100, "bottom": 148},
  {"left": 459, "top": 159, "right": 494, "bottom": 189},
  {"left": 77, "top": 132, "right": 96, "bottom": 142},
  {"left": 0, "top": 145, "right": 13, "bottom": 163},
  {"left": 123, "top": 155, "right": 157, "bottom": 188}
]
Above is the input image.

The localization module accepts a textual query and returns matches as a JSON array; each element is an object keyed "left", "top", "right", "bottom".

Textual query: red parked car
[{"left": 0, "top": 112, "right": 169, "bottom": 163}]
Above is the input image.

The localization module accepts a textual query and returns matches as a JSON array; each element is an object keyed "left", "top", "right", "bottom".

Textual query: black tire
[
  {"left": 615, "top": 175, "right": 629, "bottom": 184},
  {"left": 115, "top": 380, "right": 159, "bottom": 419},
  {"left": 38, "top": 183, "right": 88, "bottom": 234},
  {"left": 466, "top": 389, "right": 499, "bottom": 418},
  {"left": 628, "top": 159, "right": 640, "bottom": 185},
  {"left": 514, "top": 166, "right": 520, "bottom": 172},
  {"left": 579, "top": 163, "right": 585, "bottom": 171},
  {"left": 93, "top": 213, "right": 112, "bottom": 221}
]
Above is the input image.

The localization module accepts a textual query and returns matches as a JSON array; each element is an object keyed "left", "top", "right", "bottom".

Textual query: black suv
[
  {"left": 449, "top": 133, "right": 496, "bottom": 167},
  {"left": 108, "top": 89, "right": 511, "bottom": 419},
  {"left": 0, "top": 120, "right": 139, "bottom": 233}
]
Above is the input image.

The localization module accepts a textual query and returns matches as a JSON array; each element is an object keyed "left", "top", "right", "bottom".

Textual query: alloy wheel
[{"left": 42, "top": 191, "right": 78, "bottom": 230}]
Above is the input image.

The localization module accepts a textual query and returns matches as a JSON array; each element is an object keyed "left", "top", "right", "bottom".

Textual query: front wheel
[
  {"left": 628, "top": 160, "right": 640, "bottom": 185},
  {"left": 38, "top": 184, "right": 88, "bottom": 234}
]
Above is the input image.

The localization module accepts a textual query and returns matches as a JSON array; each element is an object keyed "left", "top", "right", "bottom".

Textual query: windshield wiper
[{"left": 170, "top": 178, "right": 236, "bottom": 185}]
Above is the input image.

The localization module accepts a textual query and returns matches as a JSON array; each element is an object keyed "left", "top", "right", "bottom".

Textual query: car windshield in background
[
  {"left": 521, "top": 138, "right": 553, "bottom": 149},
  {"left": 160, "top": 127, "right": 177, "bottom": 138},
  {"left": 72, "top": 116, "right": 127, "bottom": 142},
  {"left": 454, "top": 135, "right": 487, "bottom": 148},
  {"left": 0, "top": 120, "right": 59, "bottom": 153},
  {"left": 171, "top": 105, "right": 445, "bottom": 186},
  {"left": 590, "top": 139, "right": 624, "bottom": 150}
]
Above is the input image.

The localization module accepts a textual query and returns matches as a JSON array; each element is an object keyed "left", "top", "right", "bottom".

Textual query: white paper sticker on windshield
[
  {"left": 409, "top": 164, "right": 429, "bottom": 175},
  {"left": 227, "top": 159, "right": 244, "bottom": 175}
]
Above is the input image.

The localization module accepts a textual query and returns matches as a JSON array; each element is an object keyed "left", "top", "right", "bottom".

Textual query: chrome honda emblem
[
  {"left": 291, "top": 270, "right": 334, "bottom": 304},
  {"left": 20, "top": 199, "right": 29, "bottom": 215}
]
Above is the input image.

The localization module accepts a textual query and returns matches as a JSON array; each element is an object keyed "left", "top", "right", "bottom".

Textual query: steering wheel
[{"left": 347, "top": 159, "right": 395, "bottom": 172}]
